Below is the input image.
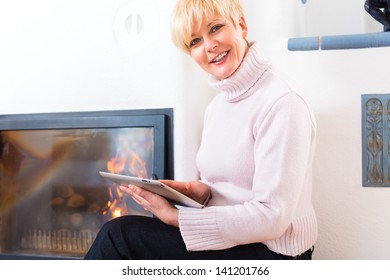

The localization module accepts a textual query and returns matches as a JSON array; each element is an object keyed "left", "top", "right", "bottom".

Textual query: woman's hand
[
  {"left": 119, "top": 185, "right": 179, "bottom": 227},
  {"left": 159, "top": 180, "right": 211, "bottom": 205}
]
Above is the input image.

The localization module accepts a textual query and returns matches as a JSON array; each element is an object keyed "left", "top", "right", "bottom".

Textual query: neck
[{"left": 208, "top": 42, "right": 271, "bottom": 102}]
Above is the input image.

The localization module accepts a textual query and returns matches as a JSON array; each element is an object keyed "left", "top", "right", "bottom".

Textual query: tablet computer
[{"left": 99, "top": 171, "right": 205, "bottom": 208}]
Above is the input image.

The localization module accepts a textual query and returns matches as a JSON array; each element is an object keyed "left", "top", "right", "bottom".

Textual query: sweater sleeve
[{"left": 178, "top": 92, "right": 316, "bottom": 252}]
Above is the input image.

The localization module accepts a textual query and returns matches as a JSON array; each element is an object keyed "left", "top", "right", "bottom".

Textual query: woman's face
[{"left": 188, "top": 15, "right": 249, "bottom": 80}]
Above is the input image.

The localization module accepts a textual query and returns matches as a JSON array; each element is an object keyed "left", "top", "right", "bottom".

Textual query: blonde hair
[{"left": 170, "top": 0, "right": 245, "bottom": 53}]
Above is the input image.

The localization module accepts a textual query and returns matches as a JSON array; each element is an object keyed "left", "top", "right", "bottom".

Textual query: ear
[{"left": 238, "top": 16, "right": 248, "bottom": 38}]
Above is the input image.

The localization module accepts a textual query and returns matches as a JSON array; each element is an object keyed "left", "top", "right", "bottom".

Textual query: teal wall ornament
[{"left": 361, "top": 94, "right": 390, "bottom": 187}]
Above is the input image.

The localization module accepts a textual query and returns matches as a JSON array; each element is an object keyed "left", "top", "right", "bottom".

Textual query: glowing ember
[{"left": 113, "top": 209, "right": 122, "bottom": 218}]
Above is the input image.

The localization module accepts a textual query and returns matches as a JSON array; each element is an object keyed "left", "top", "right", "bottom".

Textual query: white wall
[
  {"left": 244, "top": 0, "right": 390, "bottom": 259},
  {"left": 2, "top": 0, "right": 390, "bottom": 260}
]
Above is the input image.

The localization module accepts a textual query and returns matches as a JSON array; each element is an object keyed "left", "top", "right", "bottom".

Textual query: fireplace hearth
[{"left": 0, "top": 109, "right": 174, "bottom": 259}]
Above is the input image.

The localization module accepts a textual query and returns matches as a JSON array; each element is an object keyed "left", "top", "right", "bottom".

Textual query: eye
[
  {"left": 189, "top": 38, "right": 201, "bottom": 48},
  {"left": 210, "top": 24, "right": 223, "bottom": 33}
]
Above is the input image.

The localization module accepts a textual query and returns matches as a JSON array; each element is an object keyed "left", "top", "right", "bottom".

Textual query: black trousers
[{"left": 84, "top": 215, "right": 312, "bottom": 260}]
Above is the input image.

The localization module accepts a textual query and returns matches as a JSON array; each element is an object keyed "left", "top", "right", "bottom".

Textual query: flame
[
  {"left": 104, "top": 151, "right": 149, "bottom": 219},
  {"left": 128, "top": 152, "right": 148, "bottom": 178},
  {"left": 107, "top": 157, "right": 126, "bottom": 174},
  {"left": 107, "top": 151, "right": 149, "bottom": 178},
  {"left": 102, "top": 198, "right": 126, "bottom": 219}
]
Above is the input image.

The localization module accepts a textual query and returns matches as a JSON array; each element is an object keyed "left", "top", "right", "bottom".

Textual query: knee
[
  {"left": 99, "top": 216, "right": 131, "bottom": 234},
  {"left": 98, "top": 215, "right": 151, "bottom": 237}
]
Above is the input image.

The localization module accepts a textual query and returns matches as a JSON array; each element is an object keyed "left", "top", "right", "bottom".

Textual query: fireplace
[{"left": 0, "top": 108, "right": 174, "bottom": 259}]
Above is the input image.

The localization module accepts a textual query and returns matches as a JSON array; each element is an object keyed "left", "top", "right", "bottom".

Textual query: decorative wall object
[
  {"left": 364, "top": 0, "right": 390, "bottom": 31},
  {"left": 288, "top": 1, "right": 390, "bottom": 50},
  {"left": 361, "top": 94, "right": 390, "bottom": 187}
]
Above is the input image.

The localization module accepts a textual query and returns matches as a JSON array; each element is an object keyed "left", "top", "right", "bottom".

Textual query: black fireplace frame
[{"left": 0, "top": 108, "right": 174, "bottom": 259}]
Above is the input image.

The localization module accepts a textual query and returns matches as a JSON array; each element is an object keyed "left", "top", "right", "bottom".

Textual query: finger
[
  {"left": 122, "top": 185, "right": 152, "bottom": 210},
  {"left": 127, "top": 185, "right": 149, "bottom": 201},
  {"left": 159, "top": 180, "right": 174, "bottom": 187},
  {"left": 131, "top": 195, "right": 151, "bottom": 213},
  {"left": 119, "top": 185, "right": 144, "bottom": 202},
  {"left": 125, "top": 184, "right": 152, "bottom": 197},
  {"left": 119, "top": 185, "right": 132, "bottom": 196},
  {"left": 159, "top": 180, "right": 188, "bottom": 192},
  {"left": 131, "top": 192, "right": 149, "bottom": 207}
]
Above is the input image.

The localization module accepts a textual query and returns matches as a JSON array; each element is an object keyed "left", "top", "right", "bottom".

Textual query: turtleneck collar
[{"left": 208, "top": 42, "right": 270, "bottom": 103}]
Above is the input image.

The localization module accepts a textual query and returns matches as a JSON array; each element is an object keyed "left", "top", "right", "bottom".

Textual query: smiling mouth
[{"left": 211, "top": 51, "right": 229, "bottom": 63}]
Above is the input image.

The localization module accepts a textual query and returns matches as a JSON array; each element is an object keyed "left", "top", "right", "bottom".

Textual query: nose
[{"left": 205, "top": 37, "right": 217, "bottom": 52}]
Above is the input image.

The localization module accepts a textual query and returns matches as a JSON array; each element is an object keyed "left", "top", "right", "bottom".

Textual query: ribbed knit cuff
[{"left": 178, "top": 207, "right": 230, "bottom": 251}]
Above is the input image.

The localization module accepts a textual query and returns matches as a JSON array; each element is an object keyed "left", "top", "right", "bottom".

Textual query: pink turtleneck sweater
[{"left": 178, "top": 42, "right": 317, "bottom": 257}]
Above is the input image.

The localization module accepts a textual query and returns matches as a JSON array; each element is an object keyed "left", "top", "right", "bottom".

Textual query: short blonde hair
[{"left": 170, "top": 0, "right": 245, "bottom": 53}]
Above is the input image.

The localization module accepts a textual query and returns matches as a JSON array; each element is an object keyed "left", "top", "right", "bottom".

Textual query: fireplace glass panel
[{"left": 0, "top": 110, "right": 173, "bottom": 259}]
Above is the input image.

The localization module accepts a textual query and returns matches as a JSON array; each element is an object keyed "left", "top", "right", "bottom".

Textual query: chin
[{"left": 217, "top": 70, "right": 236, "bottom": 80}]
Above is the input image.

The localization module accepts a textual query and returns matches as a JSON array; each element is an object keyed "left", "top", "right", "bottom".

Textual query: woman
[{"left": 85, "top": 0, "right": 317, "bottom": 260}]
